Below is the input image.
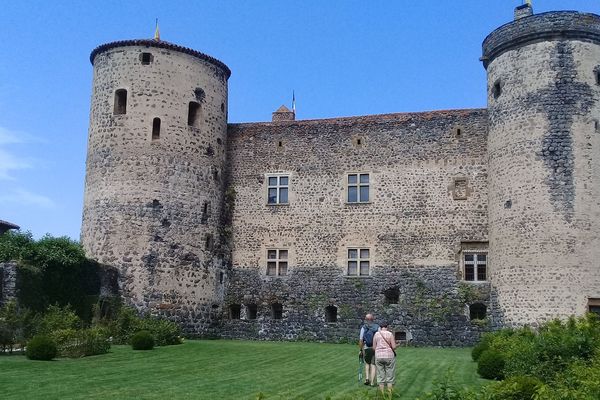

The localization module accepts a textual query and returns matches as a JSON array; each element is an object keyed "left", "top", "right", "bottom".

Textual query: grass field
[{"left": 0, "top": 340, "right": 485, "bottom": 399}]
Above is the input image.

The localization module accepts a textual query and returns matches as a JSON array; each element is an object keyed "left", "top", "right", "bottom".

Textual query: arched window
[
  {"left": 271, "top": 303, "right": 283, "bottom": 320},
  {"left": 470, "top": 303, "right": 487, "bottom": 320},
  {"left": 114, "top": 89, "right": 127, "bottom": 115},
  {"left": 325, "top": 306, "right": 337, "bottom": 322},
  {"left": 152, "top": 118, "right": 161, "bottom": 140},
  {"left": 188, "top": 101, "right": 201, "bottom": 127}
]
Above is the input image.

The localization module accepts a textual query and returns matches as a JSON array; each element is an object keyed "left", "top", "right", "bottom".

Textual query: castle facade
[{"left": 81, "top": 6, "right": 600, "bottom": 345}]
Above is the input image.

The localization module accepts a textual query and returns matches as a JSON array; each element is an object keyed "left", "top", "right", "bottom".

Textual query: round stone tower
[
  {"left": 82, "top": 38, "right": 230, "bottom": 333},
  {"left": 482, "top": 6, "right": 600, "bottom": 326}
]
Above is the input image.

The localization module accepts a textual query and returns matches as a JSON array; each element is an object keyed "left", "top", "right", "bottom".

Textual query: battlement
[{"left": 482, "top": 11, "right": 600, "bottom": 68}]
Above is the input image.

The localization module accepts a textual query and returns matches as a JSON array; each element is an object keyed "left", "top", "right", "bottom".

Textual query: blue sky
[{"left": 0, "top": 0, "right": 597, "bottom": 240}]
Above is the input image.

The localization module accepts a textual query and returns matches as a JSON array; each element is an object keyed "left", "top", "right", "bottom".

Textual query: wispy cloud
[
  {"left": 0, "top": 126, "right": 36, "bottom": 180},
  {"left": 0, "top": 188, "right": 55, "bottom": 209}
]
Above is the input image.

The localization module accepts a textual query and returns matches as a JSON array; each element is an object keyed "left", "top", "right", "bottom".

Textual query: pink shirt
[{"left": 373, "top": 330, "right": 396, "bottom": 359}]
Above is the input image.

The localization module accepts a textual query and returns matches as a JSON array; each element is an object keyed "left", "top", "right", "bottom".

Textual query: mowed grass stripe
[{"left": 0, "top": 340, "right": 486, "bottom": 400}]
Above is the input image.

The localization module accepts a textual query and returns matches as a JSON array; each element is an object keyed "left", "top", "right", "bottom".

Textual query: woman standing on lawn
[{"left": 372, "top": 321, "right": 397, "bottom": 396}]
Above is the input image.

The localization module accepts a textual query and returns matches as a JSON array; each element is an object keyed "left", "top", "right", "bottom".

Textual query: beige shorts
[{"left": 375, "top": 357, "right": 396, "bottom": 385}]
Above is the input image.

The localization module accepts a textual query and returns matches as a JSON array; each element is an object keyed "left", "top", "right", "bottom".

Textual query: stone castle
[{"left": 81, "top": 5, "right": 600, "bottom": 345}]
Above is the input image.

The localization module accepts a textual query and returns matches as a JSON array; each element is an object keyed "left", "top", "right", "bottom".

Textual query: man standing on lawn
[{"left": 359, "top": 313, "right": 379, "bottom": 386}]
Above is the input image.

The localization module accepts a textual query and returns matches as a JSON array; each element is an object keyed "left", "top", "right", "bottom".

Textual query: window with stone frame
[
  {"left": 266, "top": 249, "right": 288, "bottom": 276},
  {"left": 267, "top": 175, "right": 289, "bottom": 205},
  {"left": 589, "top": 298, "right": 600, "bottom": 317},
  {"left": 347, "top": 248, "right": 370, "bottom": 276},
  {"left": 463, "top": 252, "right": 487, "bottom": 282},
  {"left": 347, "top": 173, "right": 370, "bottom": 203}
]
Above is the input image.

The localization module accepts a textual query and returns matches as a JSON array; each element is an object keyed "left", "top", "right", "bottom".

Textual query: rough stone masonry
[{"left": 81, "top": 5, "right": 600, "bottom": 344}]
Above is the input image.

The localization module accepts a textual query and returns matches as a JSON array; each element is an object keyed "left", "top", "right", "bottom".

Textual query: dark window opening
[
  {"left": 219, "top": 272, "right": 224, "bottom": 284},
  {"left": 194, "top": 88, "right": 205, "bottom": 102},
  {"left": 325, "top": 306, "right": 337, "bottom": 322},
  {"left": 493, "top": 80, "right": 502, "bottom": 99},
  {"left": 114, "top": 89, "right": 127, "bottom": 115},
  {"left": 230, "top": 304, "right": 241, "bottom": 320},
  {"left": 357, "top": 139, "right": 362, "bottom": 145},
  {"left": 152, "top": 199, "right": 161, "bottom": 208},
  {"left": 594, "top": 120, "right": 599, "bottom": 132},
  {"left": 278, "top": 141, "right": 283, "bottom": 148},
  {"left": 395, "top": 331, "right": 407, "bottom": 341},
  {"left": 217, "top": 138, "right": 223, "bottom": 145},
  {"left": 213, "top": 168, "right": 219, "bottom": 181},
  {"left": 247, "top": 304, "right": 257, "bottom": 320},
  {"left": 589, "top": 299, "right": 600, "bottom": 317},
  {"left": 596, "top": 71, "right": 600, "bottom": 85},
  {"left": 140, "top": 52, "right": 153, "bottom": 65},
  {"left": 470, "top": 303, "right": 487, "bottom": 320},
  {"left": 201, "top": 201, "right": 209, "bottom": 222},
  {"left": 188, "top": 101, "right": 201, "bottom": 127},
  {"left": 384, "top": 288, "right": 400, "bottom": 305},
  {"left": 456, "top": 128, "right": 462, "bottom": 136},
  {"left": 221, "top": 102, "right": 225, "bottom": 112},
  {"left": 272, "top": 303, "right": 283, "bottom": 319},
  {"left": 152, "top": 117, "right": 161, "bottom": 140},
  {"left": 205, "top": 234, "right": 213, "bottom": 251}
]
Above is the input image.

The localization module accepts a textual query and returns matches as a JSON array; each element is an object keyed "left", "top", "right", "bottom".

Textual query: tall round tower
[
  {"left": 82, "top": 38, "right": 230, "bottom": 333},
  {"left": 483, "top": 6, "right": 600, "bottom": 326}
]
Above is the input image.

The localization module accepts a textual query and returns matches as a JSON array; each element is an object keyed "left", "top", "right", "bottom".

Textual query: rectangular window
[
  {"left": 589, "top": 298, "right": 600, "bottom": 317},
  {"left": 347, "top": 173, "right": 369, "bottom": 203},
  {"left": 266, "top": 249, "right": 288, "bottom": 276},
  {"left": 267, "top": 175, "right": 289, "bottom": 205},
  {"left": 464, "top": 252, "right": 487, "bottom": 282},
  {"left": 348, "top": 248, "right": 370, "bottom": 276}
]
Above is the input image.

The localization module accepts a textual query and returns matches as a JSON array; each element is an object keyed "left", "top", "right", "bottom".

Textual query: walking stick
[{"left": 358, "top": 351, "right": 364, "bottom": 385}]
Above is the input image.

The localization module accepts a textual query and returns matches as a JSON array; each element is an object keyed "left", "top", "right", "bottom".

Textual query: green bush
[
  {"left": 485, "top": 376, "right": 542, "bottom": 400},
  {"left": 141, "top": 317, "right": 182, "bottom": 346},
  {"left": 50, "top": 327, "right": 110, "bottom": 358},
  {"left": 26, "top": 335, "right": 57, "bottom": 360},
  {"left": 472, "top": 335, "right": 490, "bottom": 362},
  {"left": 131, "top": 330, "right": 155, "bottom": 350},
  {"left": 477, "top": 350, "right": 505, "bottom": 380},
  {"left": 38, "top": 304, "right": 81, "bottom": 335}
]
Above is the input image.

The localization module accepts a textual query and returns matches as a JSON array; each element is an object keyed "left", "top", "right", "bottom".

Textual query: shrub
[
  {"left": 26, "top": 335, "right": 57, "bottom": 360},
  {"left": 38, "top": 304, "right": 81, "bottom": 335},
  {"left": 486, "top": 376, "right": 542, "bottom": 400},
  {"left": 477, "top": 350, "right": 505, "bottom": 380},
  {"left": 472, "top": 335, "right": 491, "bottom": 362},
  {"left": 131, "top": 330, "right": 154, "bottom": 350},
  {"left": 141, "top": 317, "right": 182, "bottom": 346}
]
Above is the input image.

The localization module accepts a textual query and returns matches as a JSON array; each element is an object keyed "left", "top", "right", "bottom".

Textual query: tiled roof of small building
[
  {"left": 90, "top": 39, "right": 231, "bottom": 79},
  {"left": 0, "top": 220, "right": 19, "bottom": 230}
]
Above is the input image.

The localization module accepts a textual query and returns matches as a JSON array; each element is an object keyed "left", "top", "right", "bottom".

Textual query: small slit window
[
  {"left": 219, "top": 271, "right": 224, "bottom": 284},
  {"left": 596, "top": 70, "right": 600, "bottom": 85},
  {"left": 205, "top": 234, "right": 213, "bottom": 251},
  {"left": 492, "top": 80, "right": 502, "bottom": 99},
  {"left": 188, "top": 101, "right": 201, "bottom": 127},
  {"left": 114, "top": 89, "right": 127, "bottom": 115},
  {"left": 470, "top": 303, "right": 487, "bottom": 320},
  {"left": 246, "top": 304, "right": 258, "bottom": 320},
  {"left": 152, "top": 118, "right": 161, "bottom": 140},
  {"left": 325, "top": 306, "right": 337, "bottom": 322},
  {"left": 271, "top": 303, "right": 283, "bottom": 320},
  {"left": 230, "top": 304, "right": 241, "bottom": 320},
  {"left": 140, "top": 52, "right": 153, "bottom": 65}
]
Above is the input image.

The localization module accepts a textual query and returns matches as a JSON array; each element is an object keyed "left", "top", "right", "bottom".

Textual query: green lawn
[{"left": 0, "top": 340, "right": 485, "bottom": 400}]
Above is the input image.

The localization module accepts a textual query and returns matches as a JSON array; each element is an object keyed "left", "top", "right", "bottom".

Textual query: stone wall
[
  {"left": 484, "top": 12, "right": 600, "bottom": 325},
  {"left": 224, "top": 109, "right": 493, "bottom": 344},
  {"left": 0, "top": 262, "right": 17, "bottom": 307}
]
